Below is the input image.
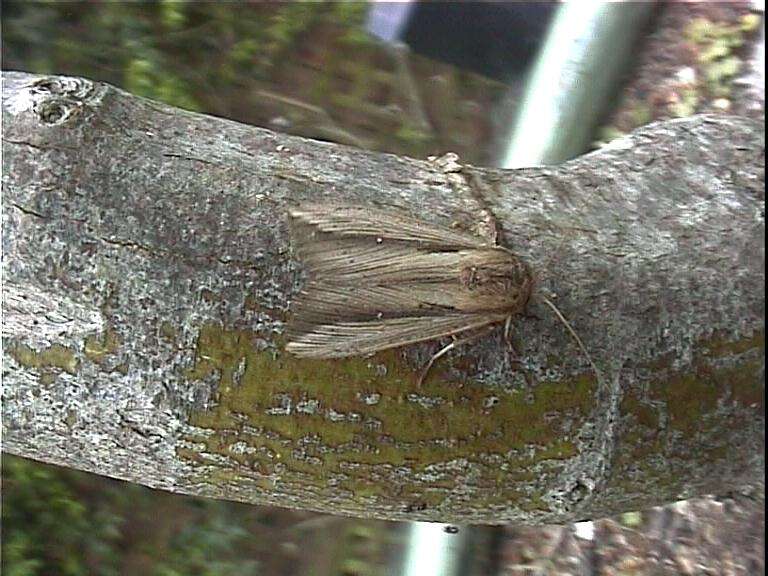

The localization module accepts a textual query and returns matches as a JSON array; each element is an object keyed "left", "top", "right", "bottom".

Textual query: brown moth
[{"left": 285, "top": 204, "right": 595, "bottom": 380}]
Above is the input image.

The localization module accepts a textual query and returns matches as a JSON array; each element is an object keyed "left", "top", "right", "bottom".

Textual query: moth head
[{"left": 498, "top": 272, "right": 534, "bottom": 310}]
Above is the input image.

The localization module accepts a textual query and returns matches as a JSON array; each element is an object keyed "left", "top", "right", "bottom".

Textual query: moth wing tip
[
  {"left": 284, "top": 340, "right": 302, "bottom": 354},
  {"left": 285, "top": 339, "right": 318, "bottom": 358}
]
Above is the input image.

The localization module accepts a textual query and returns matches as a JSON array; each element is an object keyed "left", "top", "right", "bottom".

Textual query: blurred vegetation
[
  {"left": 684, "top": 14, "right": 761, "bottom": 99},
  {"left": 598, "top": 3, "right": 762, "bottom": 146},
  {"left": 2, "top": 455, "right": 395, "bottom": 576},
  {"left": 2, "top": 0, "right": 504, "bottom": 162},
  {"left": 2, "top": 455, "right": 259, "bottom": 576}
]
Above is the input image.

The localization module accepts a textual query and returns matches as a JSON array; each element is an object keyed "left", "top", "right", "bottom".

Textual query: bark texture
[{"left": 2, "top": 72, "right": 764, "bottom": 525}]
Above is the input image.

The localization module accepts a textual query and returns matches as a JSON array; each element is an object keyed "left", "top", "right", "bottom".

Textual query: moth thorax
[
  {"left": 460, "top": 265, "right": 509, "bottom": 289},
  {"left": 459, "top": 259, "right": 529, "bottom": 289}
]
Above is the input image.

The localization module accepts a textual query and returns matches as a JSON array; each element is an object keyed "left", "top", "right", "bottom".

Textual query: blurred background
[{"left": 2, "top": 1, "right": 764, "bottom": 575}]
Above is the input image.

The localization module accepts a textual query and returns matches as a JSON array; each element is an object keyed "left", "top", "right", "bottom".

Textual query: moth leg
[
  {"left": 417, "top": 341, "right": 458, "bottom": 388},
  {"left": 503, "top": 315, "right": 522, "bottom": 362},
  {"left": 417, "top": 325, "right": 497, "bottom": 387},
  {"left": 502, "top": 315, "right": 536, "bottom": 390},
  {"left": 502, "top": 320, "right": 522, "bottom": 366},
  {"left": 503, "top": 315, "right": 513, "bottom": 342}
]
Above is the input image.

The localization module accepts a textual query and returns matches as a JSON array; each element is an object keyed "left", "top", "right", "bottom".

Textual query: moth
[{"left": 285, "top": 204, "right": 595, "bottom": 382}]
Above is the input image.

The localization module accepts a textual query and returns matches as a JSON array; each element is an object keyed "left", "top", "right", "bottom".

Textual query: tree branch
[{"left": 2, "top": 72, "right": 764, "bottom": 524}]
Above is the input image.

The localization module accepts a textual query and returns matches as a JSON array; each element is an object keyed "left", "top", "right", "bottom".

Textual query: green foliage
[
  {"left": 262, "top": 3, "right": 321, "bottom": 69},
  {"left": 670, "top": 86, "right": 700, "bottom": 118},
  {"left": 395, "top": 122, "right": 431, "bottom": 150},
  {"left": 629, "top": 102, "right": 652, "bottom": 126},
  {"left": 333, "top": 1, "right": 369, "bottom": 24},
  {"left": 684, "top": 17, "right": 752, "bottom": 97},
  {"left": 739, "top": 13, "right": 761, "bottom": 33},
  {"left": 3, "top": 531, "right": 43, "bottom": 576},
  {"left": 160, "top": 0, "right": 187, "bottom": 31},
  {"left": 595, "top": 125, "right": 626, "bottom": 145},
  {"left": 702, "top": 57, "right": 742, "bottom": 97},
  {"left": 334, "top": 1, "right": 373, "bottom": 47},
  {"left": 620, "top": 510, "right": 642, "bottom": 528},
  {"left": 125, "top": 56, "right": 200, "bottom": 112},
  {"left": 230, "top": 38, "right": 261, "bottom": 67},
  {"left": 2, "top": 456, "right": 122, "bottom": 576},
  {"left": 2, "top": 456, "right": 259, "bottom": 575},
  {"left": 153, "top": 514, "right": 259, "bottom": 576}
]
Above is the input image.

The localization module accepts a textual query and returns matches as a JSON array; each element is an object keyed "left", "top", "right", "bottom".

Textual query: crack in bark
[
  {"left": 100, "top": 235, "right": 159, "bottom": 256},
  {"left": 162, "top": 152, "right": 216, "bottom": 165},
  {"left": 118, "top": 411, "right": 165, "bottom": 441},
  {"left": 11, "top": 202, "right": 48, "bottom": 219},
  {"left": 99, "top": 235, "right": 257, "bottom": 269},
  {"left": 4, "top": 138, "right": 48, "bottom": 152},
  {"left": 3, "top": 137, "right": 78, "bottom": 152}
]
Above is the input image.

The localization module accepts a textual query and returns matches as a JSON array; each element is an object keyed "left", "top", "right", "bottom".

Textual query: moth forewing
[
  {"left": 286, "top": 203, "right": 535, "bottom": 365},
  {"left": 286, "top": 312, "right": 509, "bottom": 358},
  {"left": 289, "top": 205, "right": 490, "bottom": 249}
]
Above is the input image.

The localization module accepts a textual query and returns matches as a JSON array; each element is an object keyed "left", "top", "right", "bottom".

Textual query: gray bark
[{"left": 2, "top": 71, "right": 764, "bottom": 525}]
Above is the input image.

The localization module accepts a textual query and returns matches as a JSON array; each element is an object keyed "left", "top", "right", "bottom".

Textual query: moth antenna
[{"left": 538, "top": 295, "right": 599, "bottom": 379}]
